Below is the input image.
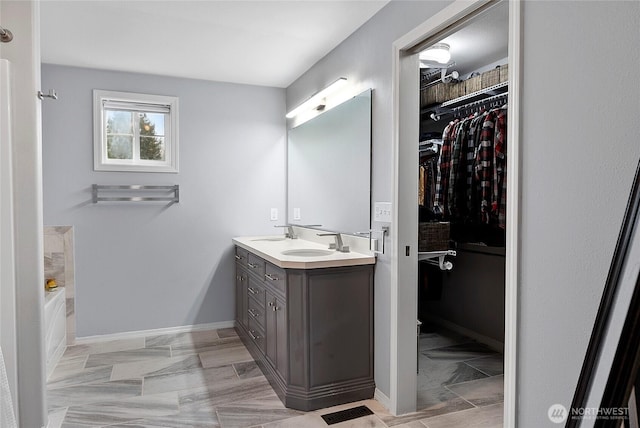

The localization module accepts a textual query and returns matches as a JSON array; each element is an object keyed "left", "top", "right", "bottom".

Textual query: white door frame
[
  {"left": 0, "top": 58, "right": 19, "bottom": 423},
  {"left": 390, "top": 0, "right": 521, "bottom": 424}
]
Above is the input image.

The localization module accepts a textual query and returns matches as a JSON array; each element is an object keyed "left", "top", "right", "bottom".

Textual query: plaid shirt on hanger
[
  {"left": 434, "top": 120, "right": 458, "bottom": 218},
  {"left": 449, "top": 117, "right": 472, "bottom": 220},
  {"left": 475, "top": 110, "right": 497, "bottom": 224},
  {"left": 492, "top": 109, "right": 508, "bottom": 229},
  {"left": 465, "top": 113, "right": 486, "bottom": 221}
]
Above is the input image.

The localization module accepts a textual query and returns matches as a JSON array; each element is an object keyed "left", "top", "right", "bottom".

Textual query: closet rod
[
  {"left": 430, "top": 92, "right": 507, "bottom": 121},
  {"left": 452, "top": 91, "right": 508, "bottom": 114}
]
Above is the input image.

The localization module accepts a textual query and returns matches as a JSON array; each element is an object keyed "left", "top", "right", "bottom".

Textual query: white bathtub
[{"left": 44, "top": 289, "right": 66, "bottom": 378}]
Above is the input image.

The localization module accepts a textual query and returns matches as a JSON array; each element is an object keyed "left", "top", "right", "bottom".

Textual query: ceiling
[
  {"left": 39, "top": 1, "right": 389, "bottom": 88},
  {"left": 422, "top": 2, "right": 508, "bottom": 77}
]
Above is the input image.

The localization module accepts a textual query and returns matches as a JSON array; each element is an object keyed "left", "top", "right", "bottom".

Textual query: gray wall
[
  {"left": 425, "top": 250, "right": 505, "bottom": 344},
  {"left": 42, "top": 65, "right": 286, "bottom": 337},
  {"left": 287, "top": 0, "right": 455, "bottom": 399},
  {"left": 518, "top": 2, "right": 639, "bottom": 426},
  {"left": 286, "top": 0, "right": 640, "bottom": 422}
]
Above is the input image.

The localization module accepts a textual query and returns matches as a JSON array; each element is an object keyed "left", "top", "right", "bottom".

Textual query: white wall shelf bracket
[{"left": 418, "top": 249, "right": 457, "bottom": 271}]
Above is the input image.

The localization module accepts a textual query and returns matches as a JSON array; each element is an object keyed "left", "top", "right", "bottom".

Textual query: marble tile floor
[{"left": 47, "top": 327, "right": 503, "bottom": 428}]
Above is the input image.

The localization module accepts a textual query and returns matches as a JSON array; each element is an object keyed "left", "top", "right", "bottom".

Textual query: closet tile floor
[{"left": 47, "top": 327, "right": 503, "bottom": 427}]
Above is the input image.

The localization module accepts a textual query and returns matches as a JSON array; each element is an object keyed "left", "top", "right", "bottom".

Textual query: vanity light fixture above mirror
[{"left": 286, "top": 77, "right": 347, "bottom": 119}]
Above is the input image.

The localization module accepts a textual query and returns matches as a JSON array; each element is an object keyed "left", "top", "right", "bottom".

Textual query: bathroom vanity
[{"left": 232, "top": 235, "right": 376, "bottom": 411}]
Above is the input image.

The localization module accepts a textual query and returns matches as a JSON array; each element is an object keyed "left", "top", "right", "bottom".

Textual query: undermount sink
[
  {"left": 281, "top": 249, "right": 334, "bottom": 257},
  {"left": 251, "top": 237, "right": 287, "bottom": 242}
]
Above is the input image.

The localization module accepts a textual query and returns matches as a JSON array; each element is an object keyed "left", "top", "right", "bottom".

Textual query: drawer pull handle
[
  {"left": 234, "top": 255, "right": 243, "bottom": 261},
  {"left": 272, "top": 305, "right": 280, "bottom": 312},
  {"left": 247, "top": 262, "right": 259, "bottom": 269},
  {"left": 248, "top": 287, "right": 258, "bottom": 295},
  {"left": 268, "top": 301, "right": 274, "bottom": 307},
  {"left": 249, "top": 330, "right": 260, "bottom": 340},
  {"left": 248, "top": 308, "right": 258, "bottom": 317},
  {"left": 265, "top": 273, "right": 278, "bottom": 281},
  {"left": 236, "top": 276, "right": 244, "bottom": 282}
]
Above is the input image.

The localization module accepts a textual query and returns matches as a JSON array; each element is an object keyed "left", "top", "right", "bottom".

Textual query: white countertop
[{"left": 232, "top": 235, "right": 376, "bottom": 269}]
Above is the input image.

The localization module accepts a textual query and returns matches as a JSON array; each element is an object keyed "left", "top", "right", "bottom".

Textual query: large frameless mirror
[{"left": 287, "top": 89, "right": 372, "bottom": 234}]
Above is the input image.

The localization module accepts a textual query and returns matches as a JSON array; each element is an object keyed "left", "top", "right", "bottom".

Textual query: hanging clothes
[
  {"left": 419, "top": 165, "right": 425, "bottom": 206},
  {"left": 448, "top": 117, "right": 472, "bottom": 220},
  {"left": 431, "top": 106, "right": 507, "bottom": 243},
  {"left": 465, "top": 113, "right": 487, "bottom": 222},
  {"left": 419, "top": 142, "right": 439, "bottom": 213},
  {"left": 434, "top": 120, "right": 458, "bottom": 217},
  {"left": 475, "top": 110, "right": 497, "bottom": 224},
  {"left": 492, "top": 108, "right": 508, "bottom": 229}
]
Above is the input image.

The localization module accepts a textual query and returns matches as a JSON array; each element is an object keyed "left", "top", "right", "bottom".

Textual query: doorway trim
[{"left": 390, "top": 0, "right": 521, "bottom": 424}]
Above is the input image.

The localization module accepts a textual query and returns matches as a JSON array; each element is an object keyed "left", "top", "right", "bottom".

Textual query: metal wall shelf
[{"left": 92, "top": 184, "right": 179, "bottom": 203}]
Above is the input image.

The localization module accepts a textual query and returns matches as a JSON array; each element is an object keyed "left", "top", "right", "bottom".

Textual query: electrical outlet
[
  {"left": 374, "top": 202, "right": 392, "bottom": 223},
  {"left": 270, "top": 208, "right": 278, "bottom": 221},
  {"left": 293, "top": 208, "right": 301, "bottom": 220}
]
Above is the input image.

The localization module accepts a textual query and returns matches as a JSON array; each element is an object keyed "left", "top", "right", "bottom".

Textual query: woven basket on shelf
[
  {"left": 465, "top": 75, "right": 482, "bottom": 94},
  {"left": 499, "top": 64, "right": 509, "bottom": 83},
  {"left": 418, "top": 222, "right": 450, "bottom": 252},
  {"left": 481, "top": 68, "right": 501, "bottom": 88}
]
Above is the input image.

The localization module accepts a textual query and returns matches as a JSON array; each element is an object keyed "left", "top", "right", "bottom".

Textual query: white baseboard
[
  {"left": 374, "top": 388, "right": 391, "bottom": 412},
  {"left": 423, "top": 314, "right": 504, "bottom": 353},
  {"left": 75, "top": 320, "right": 236, "bottom": 344}
]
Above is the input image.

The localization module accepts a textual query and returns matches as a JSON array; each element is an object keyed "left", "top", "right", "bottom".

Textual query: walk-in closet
[{"left": 415, "top": 1, "right": 508, "bottom": 420}]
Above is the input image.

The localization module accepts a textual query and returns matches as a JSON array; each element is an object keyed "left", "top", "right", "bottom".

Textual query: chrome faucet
[
  {"left": 317, "top": 232, "right": 350, "bottom": 253},
  {"left": 275, "top": 225, "right": 297, "bottom": 239}
]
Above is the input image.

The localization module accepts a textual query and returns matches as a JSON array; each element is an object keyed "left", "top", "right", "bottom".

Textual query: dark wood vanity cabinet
[{"left": 234, "top": 245, "right": 375, "bottom": 411}]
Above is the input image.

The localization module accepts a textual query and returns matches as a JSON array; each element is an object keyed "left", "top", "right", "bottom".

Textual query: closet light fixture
[
  {"left": 419, "top": 43, "right": 451, "bottom": 64},
  {"left": 286, "top": 77, "right": 348, "bottom": 119}
]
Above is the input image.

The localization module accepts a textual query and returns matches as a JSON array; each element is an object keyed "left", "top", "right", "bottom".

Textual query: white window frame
[{"left": 93, "top": 90, "right": 179, "bottom": 173}]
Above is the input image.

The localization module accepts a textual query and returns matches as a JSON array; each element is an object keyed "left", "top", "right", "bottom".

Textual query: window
[{"left": 93, "top": 90, "right": 179, "bottom": 172}]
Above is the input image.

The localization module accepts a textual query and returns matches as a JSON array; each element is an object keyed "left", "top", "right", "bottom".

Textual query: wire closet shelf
[{"left": 427, "top": 81, "right": 508, "bottom": 120}]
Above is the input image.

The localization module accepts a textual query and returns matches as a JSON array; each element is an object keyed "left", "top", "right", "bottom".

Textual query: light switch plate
[
  {"left": 270, "top": 208, "right": 278, "bottom": 221},
  {"left": 374, "top": 202, "right": 392, "bottom": 223},
  {"left": 293, "top": 208, "right": 301, "bottom": 220}
]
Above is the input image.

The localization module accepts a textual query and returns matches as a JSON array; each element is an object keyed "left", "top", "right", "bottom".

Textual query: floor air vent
[{"left": 321, "top": 405, "right": 374, "bottom": 425}]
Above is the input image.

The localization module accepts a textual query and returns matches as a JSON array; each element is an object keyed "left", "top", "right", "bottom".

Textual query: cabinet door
[
  {"left": 235, "top": 267, "right": 248, "bottom": 328},
  {"left": 265, "top": 291, "right": 277, "bottom": 366},
  {"left": 266, "top": 291, "right": 288, "bottom": 381},
  {"left": 274, "top": 296, "right": 288, "bottom": 381}
]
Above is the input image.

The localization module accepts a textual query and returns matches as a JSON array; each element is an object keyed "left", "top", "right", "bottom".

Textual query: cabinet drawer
[
  {"left": 248, "top": 319, "right": 266, "bottom": 353},
  {"left": 246, "top": 253, "right": 265, "bottom": 278},
  {"left": 247, "top": 277, "right": 265, "bottom": 307},
  {"left": 235, "top": 247, "right": 248, "bottom": 264},
  {"left": 264, "top": 263, "right": 286, "bottom": 295},
  {"left": 248, "top": 295, "right": 266, "bottom": 329}
]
